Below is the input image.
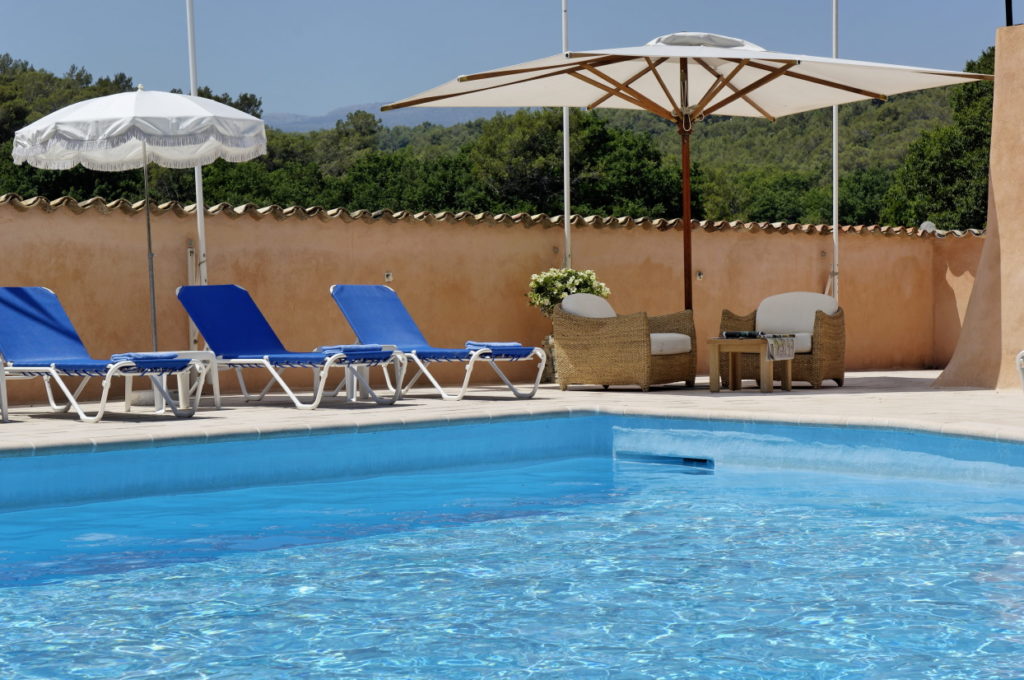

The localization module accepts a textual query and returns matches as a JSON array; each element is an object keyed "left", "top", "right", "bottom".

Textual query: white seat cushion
[
  {"left": 793, "top": 332, "right": 812, "bottom": 354},
  {"left": 561, "top": 293, "right": 616, "bottom": 319},
  {"left": 756, "top": 292, "right": 838, "bottom": 335},
  {"left": 651, "top": 332, "right": 691, "bottom": 355}
]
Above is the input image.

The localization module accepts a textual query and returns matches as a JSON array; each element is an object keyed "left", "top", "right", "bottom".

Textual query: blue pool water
[{"left": 2, "top": 416, "right": 1024, "bottom": 678}]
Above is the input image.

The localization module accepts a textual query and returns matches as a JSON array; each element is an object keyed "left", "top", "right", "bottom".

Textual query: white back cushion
[
  {"left": 756, "top": 292, "right": 838, "bottom": 334},
  {"left": 561, "top": 293, "right": 616, "bottom": 319}
]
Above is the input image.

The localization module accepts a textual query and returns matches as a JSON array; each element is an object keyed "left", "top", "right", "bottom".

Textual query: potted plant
[
  {"left": 527, "top": 268, "right": 611, "bottom": 381},
  {"left": 527, "top": 268, "right": 611, "bottom": 317}
]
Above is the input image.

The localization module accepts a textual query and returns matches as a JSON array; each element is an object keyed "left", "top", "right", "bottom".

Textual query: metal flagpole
[
  {"left": 142, "top": 141, "right": 159, "bottom": 351},
  {"left": 561, "top": 0, "right": 572, "bottom": 268},
  {"left": 186, "top": 0, "right": 208, "bottom": 287},
  {"left": 830, "top": 0, "right": 840, "bottom": 302}
]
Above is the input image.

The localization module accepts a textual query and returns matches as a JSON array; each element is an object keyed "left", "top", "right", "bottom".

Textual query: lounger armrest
[
  {"left": 649, "top": 310, "right": 695, "bottom": 339},
  {"left": 720, "top": 309, "right": 756, "bottom": 335},
  {"left": 811, "top": 307, "right": 845, "bottom": 354},
  {"left": 552, "top": 307, "right": 651, "bottom": 353}
]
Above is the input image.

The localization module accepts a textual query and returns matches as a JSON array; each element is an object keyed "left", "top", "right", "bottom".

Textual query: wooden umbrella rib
[
  {"left": 693, "top": 59, "right": 775, "bottom": 121},
  {"left": 645, "top": 57, "right": 681, "bottom": 118},
  {"left": 571, "top": 71, "right": 661, "bottom": 116},
  {"left": 571, "top": 71, "right": 648, "bottom": 109},
  {"left": 588, "top": 57, "right": 668, "bottom": 110},
  {"left": 919, "top": 70, "right": 992, "bottom": 81},
  {"left": 569, "top": 72, "right": 674, "bottom": 121},
  {"left": 701, "top": 63, "right": 796, "bottom": 117},
  {"left": 737, "top": 59, "right": 889, "bottom": 100},
  {"left": 382, "top": 60, "right": 623, "bottom": 110},
  {"left": 580, "top": 65, "right": 675, "bottom": 119},
  {"left": 689, "top": 59, "right": 748, "bottom": 120},
  {"left": 456, "top": 55, "right": 630, "bottom": 83}
]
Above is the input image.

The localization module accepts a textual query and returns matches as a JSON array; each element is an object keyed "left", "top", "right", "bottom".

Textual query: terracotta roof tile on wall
[{"left": 0, "top": 194, "right": 985, "bottom": 238}]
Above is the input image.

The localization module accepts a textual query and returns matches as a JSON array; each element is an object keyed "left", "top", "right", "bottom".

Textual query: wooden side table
[{"left": 708, "top": 337, "right": 792, "bottom": 393}]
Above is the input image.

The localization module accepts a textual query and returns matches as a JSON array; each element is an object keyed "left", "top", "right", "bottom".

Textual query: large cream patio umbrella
[
  {"left": 13, "top": 86, "right": 267, "bottom": 349},
  {"left": 384, "top": 31, "right": 991, "bottom": 311}
]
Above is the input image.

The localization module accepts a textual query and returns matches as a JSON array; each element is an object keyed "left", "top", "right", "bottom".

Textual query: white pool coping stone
[{"left": 1, "top": 370, "right": 1021, "bottom": 456}]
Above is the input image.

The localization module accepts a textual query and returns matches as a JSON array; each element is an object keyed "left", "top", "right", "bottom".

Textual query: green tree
[
  {"left": 881, "top": 47, "right": 993, "bottom": 230},
  {"left": 461, "top": 108, "right": 681, "bottom": 217}
]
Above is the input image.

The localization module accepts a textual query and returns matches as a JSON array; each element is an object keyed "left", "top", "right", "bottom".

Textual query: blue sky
[{"left": 0, "top": 1, "right": 1004, "bottom": 116}]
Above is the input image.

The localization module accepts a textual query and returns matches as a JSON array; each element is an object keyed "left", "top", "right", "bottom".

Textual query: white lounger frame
[
  {"left": 220, "top": 351, "right": 406, "bottom": 410},
  {"left": 0, "top": 355, "right": 211, "bottom": 423},
  {"left": 381, "top": 347, "right": 547, "bottom": 401}
]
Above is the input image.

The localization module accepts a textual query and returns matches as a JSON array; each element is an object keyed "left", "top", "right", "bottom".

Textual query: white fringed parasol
[{"left": 13, "top": 86, "right": 267, "bottom": 349}]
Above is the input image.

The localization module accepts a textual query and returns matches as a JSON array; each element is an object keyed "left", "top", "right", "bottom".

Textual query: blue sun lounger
[
  {"left": 177, "top": 285, "right": 404, "bottom": 409},
  {"left": 0, "top": 287, "right": 208, "bottom": 423},
  {"left": 330, "top": 285, "right": 546, "bottom": 401}
]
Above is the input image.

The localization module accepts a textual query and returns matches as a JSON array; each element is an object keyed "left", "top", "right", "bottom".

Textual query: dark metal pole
[{"left": 1008, "top": 0, "right": 1014, "bottom": 26}]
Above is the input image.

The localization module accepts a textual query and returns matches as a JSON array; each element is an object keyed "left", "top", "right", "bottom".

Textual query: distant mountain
[{"left": 264, "top": 102, "right": 525, "bottom": 131}]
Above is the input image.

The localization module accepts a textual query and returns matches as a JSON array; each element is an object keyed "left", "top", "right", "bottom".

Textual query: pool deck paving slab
[{"left": 1, "top": 370, "right": 1022, "bottom": 453}]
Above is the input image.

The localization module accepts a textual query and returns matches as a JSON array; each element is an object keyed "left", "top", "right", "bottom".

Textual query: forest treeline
[{"left": 0, "top": 48, "right": 993, "bottom": 229}]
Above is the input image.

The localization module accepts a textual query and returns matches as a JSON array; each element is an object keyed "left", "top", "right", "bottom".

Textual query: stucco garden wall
[{"left": 0, "top": 197, "right": 982, "bottom": 404}]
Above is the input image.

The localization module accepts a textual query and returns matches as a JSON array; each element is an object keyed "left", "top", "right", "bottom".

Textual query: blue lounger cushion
[
  {"left": 330, "top": 286, "right": 536, "bottom": 360},
  {"left": 329, "top": 284, "right": 544, "bottom": 401},
  {"left": 0, "top": 288, "right": 189, "bottom": 375}
]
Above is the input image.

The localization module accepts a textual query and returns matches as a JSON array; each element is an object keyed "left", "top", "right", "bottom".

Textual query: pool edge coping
[{"left": 3, "top": 402, "right": 1022, "bottom": 458}]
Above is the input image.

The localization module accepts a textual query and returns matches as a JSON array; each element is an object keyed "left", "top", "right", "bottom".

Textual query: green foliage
[
  {"left": 527, "top": 268, "right": 610, "bottom": 315},
  {"left": 0, "top": 48, "right": 995, "bottom": 230},
  {"left": 880, "top": 47, "right": 994, "bottom": 230}
]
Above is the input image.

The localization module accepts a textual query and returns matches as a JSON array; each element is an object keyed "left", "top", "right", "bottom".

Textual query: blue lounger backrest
[
  {"left": 330, "top": 285, "right": 430, "bottom": 348},
  {"left": 177, "top": 285, "right": 288, "bottom": 358},
  {"left": 0, "top": 287, "right": 91, "bottom": 364}
]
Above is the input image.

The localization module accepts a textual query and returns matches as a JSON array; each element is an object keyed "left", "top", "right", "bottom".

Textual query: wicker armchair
[
  {"left": 719, "top": 292, "right": 845, "bottom": 388},
  {"left": 551, "top": 294, "right": 696, "bottom": 391}
]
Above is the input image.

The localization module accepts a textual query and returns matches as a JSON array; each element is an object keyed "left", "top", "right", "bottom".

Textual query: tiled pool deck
[{"left": 2, "top": 370, "right": 1022, "bottom": 454}]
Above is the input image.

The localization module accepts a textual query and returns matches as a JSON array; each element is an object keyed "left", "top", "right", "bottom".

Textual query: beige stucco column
[{"left": 935, "top": 25, "right": 1024, "bottom": 390}]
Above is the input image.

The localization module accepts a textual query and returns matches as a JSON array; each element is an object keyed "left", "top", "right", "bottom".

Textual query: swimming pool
[{"left": 2, "top": 415, "right": 1023, "bottom": 677}]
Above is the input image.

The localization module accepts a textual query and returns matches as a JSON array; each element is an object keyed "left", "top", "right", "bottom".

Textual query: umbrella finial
[{"left": 647, "top": 32, "right": 765, "bottom": 51}]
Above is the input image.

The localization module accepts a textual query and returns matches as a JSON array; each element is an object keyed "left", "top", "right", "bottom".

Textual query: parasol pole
[
  {"left": 186, "top": 0, "right": 208, "bottom": 286},
  {"left": 142, "top": 140, "right": 159, "bottom": 351},
  {"left": 831, "top": 0, "right": 840, "bottom": 302},
  {"left": 679, "top": 61, "right": 693, "bottom": 311},
  {"left": 561, "top": 0, "right": 572, "bottom": 268}
]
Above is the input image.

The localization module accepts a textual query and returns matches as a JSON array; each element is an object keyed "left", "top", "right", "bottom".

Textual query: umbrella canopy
[
  {"left": 384, "top": 31, "right": 992, "bottom": 310},
  {"left": 13, "top": 88, "right": 267, "bottom": 350},
  {"left": 13, "top": 88, "right": 266, "bottom": 170}
]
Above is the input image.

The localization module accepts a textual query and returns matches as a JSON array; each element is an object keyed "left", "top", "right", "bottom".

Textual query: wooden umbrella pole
[
  {"left": 680, "top": 123, "right": 693, "bottom": 311},
  {"left": 679, "top": 60, "right": 693, "bottom": 312}
]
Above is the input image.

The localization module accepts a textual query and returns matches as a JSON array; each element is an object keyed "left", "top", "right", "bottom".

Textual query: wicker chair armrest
[
  {"left": 648, "top": 310, "right": 695, "bottom": 338},
  {"left": 812, "top": 307, "right": 845, "bottom": 350},
  {"left": 552, "top": 306, "right": 650, "bottom": 352},
  {"left": 719, "top": 309, "right": 755, "bottom": 335}
]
